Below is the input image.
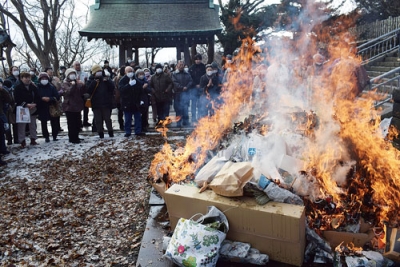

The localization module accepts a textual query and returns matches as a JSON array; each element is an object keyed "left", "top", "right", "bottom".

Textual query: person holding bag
[
  {"left": 36, "top": 72, "right": 60, "bottom": 142},
  {"left": 13, "top": 72, "right": 40, "bottom": 148},
  {"left": 86, "top": 64, "right": 115, "bottom": 139},
  {"left": 60, "top": 68, "right": 86, "bottom": 144}
]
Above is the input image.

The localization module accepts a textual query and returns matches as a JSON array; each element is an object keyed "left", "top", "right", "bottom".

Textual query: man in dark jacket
[
  {"left": 86, "top": 64, "right": 115, "bottom": 138},
  {"left": 172, "top": 60, "right": 193, "bottom": 127},
  {"left": 149, "top": 63, "right": 173, "bottom": 122},
  {"left": 119, "top": 67, "right": 147, "bottom": 137},
  {"left": 188, "top": 54, "right": 206, "bottom": 124}
]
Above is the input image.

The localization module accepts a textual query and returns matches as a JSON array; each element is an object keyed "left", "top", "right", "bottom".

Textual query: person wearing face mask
[
  {"left": 13, "top": 72, "right": 41, "bottom": 148},
  {"left": 172, "top": 60, "right": 193, "bottom": 127},
  {"left": 45, "top": 67, "right": 63, "bottom": 133},
  {"left": 86, "top": 64, "right": 115, "bottom": 139},
  {"left": 61, "top": 68, "right": 86, "bottom": 144},
  {"left": 144, "top": 68, "right": 157, "bottom": 123},
  {"left": 149, "top": 63, "right": 174, "bottom": 123},
  {"left": 222, "top": 54, "right": 234, "bottom": 84},
  {"left": 140, "top": 68, "right": 152, "bottom": 131},
  {"left": 6, "top": 66, "right": 21, "bottom": 87},
  {"left": 103, "top": 60, "right": 115, "bottom": 80},
  {"left": 72, "top": 61, "right": 91, "bottom": 128},
  {"left": 198, "top": 64, "right": 221, "bottom": 118},
  {"left": 36, "top": 72, "right": 60, "bottom": 142},
  {"left": 113, "top": 66, "right": 126, "bottom": 131},
  {"left": 118, "top": 67, "right": 147, "bottom": 136},
  {"left": 29, "top": 68, "right": 39, "bottom": 85},
  {"left": 188, "top": 54, "right": 206, "bottom": 125},
  {"left": 59, "top": 66, "right": 67, "bottom": 81}
]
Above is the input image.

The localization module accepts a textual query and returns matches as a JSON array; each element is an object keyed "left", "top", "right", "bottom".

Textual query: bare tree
[
  {"left": 0, "top": 0, "right": 112, "bottom": 73},
  {"left": 0, "top": 0, "right": 71, "bottom": 70}
]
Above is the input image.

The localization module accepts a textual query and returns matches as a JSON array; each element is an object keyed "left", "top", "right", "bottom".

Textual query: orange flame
[{"left": 149, "top": 11, "right": 400, "bottom": 229}]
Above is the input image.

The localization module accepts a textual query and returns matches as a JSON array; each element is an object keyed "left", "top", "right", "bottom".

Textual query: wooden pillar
[
  {"left": 118, "top": 43, "right": 125, "bottom": 67},
  {"left": 190, "top": 43, "right": 197, "bottom": 65},
  {"left": 184, "top": 43, "right": 190, "bottom": 65},
  {"left": 126, "top": 42, "right": 133, "bottom": 62},
  {"left": 207, "top": 37, "right": 215, "bottom": 64},
  {"left": 134, "top": 47, "right": 139, "bottom": 65},
  {"left": 176, "top": 45, "right": 182, "bottom": 61}
]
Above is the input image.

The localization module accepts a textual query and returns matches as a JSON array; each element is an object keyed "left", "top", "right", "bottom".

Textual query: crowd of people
[{"left": 0, "top": 53, "right": 229, "bottom": 166}]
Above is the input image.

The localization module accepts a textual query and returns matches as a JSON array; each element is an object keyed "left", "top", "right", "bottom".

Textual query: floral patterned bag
[{"left": 165, "top": 206, "right": 229, "bottom": 267}]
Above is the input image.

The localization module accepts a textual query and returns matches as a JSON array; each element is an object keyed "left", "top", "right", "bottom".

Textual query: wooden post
[
  {"left": 184, "top": 43, "right": 190, "bottom": 65},
  {"left": 207, "top": 37, "right": 215, "bottom": 64},
  {"left": 134, "top": 47, "right": 139, "bottom": 65},
  {"left": 118, "top": 44, "right": 125, "bottom": 67}
]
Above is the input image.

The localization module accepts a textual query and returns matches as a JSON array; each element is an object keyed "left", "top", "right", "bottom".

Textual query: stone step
[
  {"left": 367, "top": 70, "right": 398, "bottom": 79},
  {"left": 384, "top": 56, "right": 400, "bottom": 62},
  {"left": 366, "top": 66, "right": 396, "bottom": 73},
  {"left": 375, "top": 61, "right": 400, "bottom": 67}
]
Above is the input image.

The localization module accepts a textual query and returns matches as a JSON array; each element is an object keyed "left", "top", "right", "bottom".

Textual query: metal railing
[
  {"left": 357, "top": 29, "right": 400, "bottom": 64},
  {"left": 368, "top": 66, "right": 400, "bottom": 107}
]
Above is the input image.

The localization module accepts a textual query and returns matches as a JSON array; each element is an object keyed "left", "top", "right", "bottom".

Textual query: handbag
[
  {"left": 49, "top": 101, "right": 63, "bottom": 117},
  {"left": 85, "top": 81, "right": 99, "bottom": 108},
  {"left": 165, "top": 206, "right": 229, "bottom": 267},
  {"left": 85, "top": 98, "right": 92, "bottom": 108},
  {"left": 16, "top": 106, "right": 31, "bottom": 123}
]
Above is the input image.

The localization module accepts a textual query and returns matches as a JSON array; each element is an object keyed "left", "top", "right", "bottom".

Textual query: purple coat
[{"left": 61, "top": 80, "right": 86, "bottom": 112}]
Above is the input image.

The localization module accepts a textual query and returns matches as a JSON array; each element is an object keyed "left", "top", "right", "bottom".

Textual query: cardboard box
[
  {"left": 164, "top": 184, "right": 306, "bottom": 266},
  {"left": 323, "top": 230, "right": 375, "bottom": 250}
]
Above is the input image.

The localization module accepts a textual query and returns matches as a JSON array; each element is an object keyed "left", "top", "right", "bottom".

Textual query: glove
[
  {"left": 140, "top": 101, "right": 144, "bottom": 105},
  {"left": 129, "top": 79, "right": 136, "bottom": 86}
]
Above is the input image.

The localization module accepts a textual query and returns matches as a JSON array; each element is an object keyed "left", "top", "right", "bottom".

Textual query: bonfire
[{"left": 149, "top": 9, "right": 400, "bottom": 266}]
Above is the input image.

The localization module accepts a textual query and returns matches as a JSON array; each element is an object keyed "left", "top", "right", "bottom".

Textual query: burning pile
[{"left": 149, "top": 13, "right": 400, "bottom": 267}]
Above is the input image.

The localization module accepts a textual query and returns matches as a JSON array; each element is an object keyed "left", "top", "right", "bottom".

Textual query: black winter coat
[
  {"left": 86, "top": 76, "right": 115, "bottom": 109},
  {"left": 172, "top": 71, "right": 193, "bottom": 93},
  {"left": 189, "top": 63, "right": 206, "bottom": 86},
  {"left": 37, "top": 83, "right": 60, "bottom": 121},
  {"left": 14, "top": 82, "right": 40, "bottom": 115},
  {"left": 119, "top": 75, "right": 146, "bottom": 113}
]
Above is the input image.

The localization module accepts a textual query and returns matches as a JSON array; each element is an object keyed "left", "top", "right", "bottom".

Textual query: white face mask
[
  {"left": 144, "top": 72, "right": 150, "bottom": 77},
  {"left": 95, "top": 71, "right": 103, "bottom": 77},
  {"left": 156, "top": 68, "right": 163, "bottom": 74},
  {"left": 29, "top": 71, "right": 35, "bottom": 76},
  {"left": 40, "top": 80, "right": 49, "bottom": 85},
  {"left": 128, "top": 60, "right": 132, "bottom": 63},
  {"left": 127, "top": 72, "right": 134, "bottom": 78},
  {"left": 207, "top": 71, "right": 213, "bottom": 76},
  {"left": 60, "top": 70, "right": 65, "bottom": 74},
  {"left": 69, "top": 74, "right": 76, "bottom": 80},
  {"left": 226, "top": 60, "right": 232, "bottom": 64},
  {"left": 184, "top": 67, "right": 189, "bottom": 72},
  {"left": 12, "top": 70, "right": 19, "bottom": 76},
  {"left": 138, "top": 75, "right": 144, "bottom": 80}
]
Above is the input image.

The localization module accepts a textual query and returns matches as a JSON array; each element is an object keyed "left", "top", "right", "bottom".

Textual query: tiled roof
[{"left": 79, "top": 3, "right": 222, "bottom": 38}]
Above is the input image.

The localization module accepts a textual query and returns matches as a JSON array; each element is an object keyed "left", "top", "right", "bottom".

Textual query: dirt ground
[{"left": 0, "top": 133, "right": 178, "bottom": 267}]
